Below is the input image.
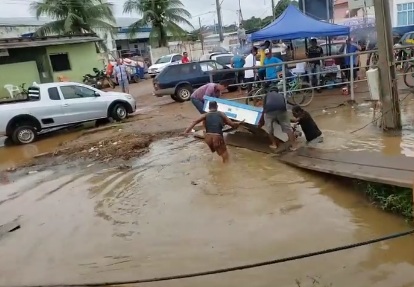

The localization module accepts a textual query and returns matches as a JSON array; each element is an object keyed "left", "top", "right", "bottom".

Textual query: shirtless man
[{"left": 183, "top": 101, "right": 243, "bottom": 163}]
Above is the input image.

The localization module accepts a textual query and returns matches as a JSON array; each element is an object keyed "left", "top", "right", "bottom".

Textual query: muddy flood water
[{"left": 1, "top": 102, "right": 414, "bottom": 287}]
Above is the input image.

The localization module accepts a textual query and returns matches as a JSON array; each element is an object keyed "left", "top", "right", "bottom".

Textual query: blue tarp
[{"left": 251, "top": 5, "right": 350, "bottom": 42}]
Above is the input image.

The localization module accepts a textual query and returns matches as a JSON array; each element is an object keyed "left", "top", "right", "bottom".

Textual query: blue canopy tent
[{"left": 251, "top": 5, "right": 350, "bottom": 41}]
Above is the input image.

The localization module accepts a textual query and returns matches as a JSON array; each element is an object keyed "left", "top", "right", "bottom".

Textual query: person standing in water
[
  {"left": 258, "top": 89, "right": 297, "bottom": 151},
  {"left": 183, "top": 101, "right": 243, "bottom": 163},
  {"left": 291, "top": 105, "right": 323, "bottom": 145}
]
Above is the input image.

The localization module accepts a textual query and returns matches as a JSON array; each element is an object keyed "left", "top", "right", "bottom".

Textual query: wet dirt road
[
  {"left": 1, "top": 137, "right": 414, "bottom": 287},
  {"left": 1, "top": 81, "right": 414, "bottom": 287}
]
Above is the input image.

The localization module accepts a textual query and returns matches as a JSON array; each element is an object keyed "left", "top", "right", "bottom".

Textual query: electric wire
[{"left": 10, "top": 228, "right": 414, "bottom": 287}]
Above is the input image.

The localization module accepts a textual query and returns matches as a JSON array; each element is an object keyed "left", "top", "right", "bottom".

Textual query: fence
[{"left": 208, "top": 47, "right": 414, "bottom": 106}]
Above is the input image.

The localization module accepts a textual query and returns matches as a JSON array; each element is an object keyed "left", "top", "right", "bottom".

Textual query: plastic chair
[
  {"left": 291, "top": 62, "right": 306, "bottom": 75},
  {"left": 4, "top": 84, "right": 20, "bottom": 99}
]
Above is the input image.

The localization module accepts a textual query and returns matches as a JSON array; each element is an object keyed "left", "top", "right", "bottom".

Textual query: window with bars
[{"left": 397, "top": 2, "right": 414, "bottom": 26}]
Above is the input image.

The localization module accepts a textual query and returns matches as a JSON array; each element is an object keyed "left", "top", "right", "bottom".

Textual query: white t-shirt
[{"left": 244, "top": 54, "right": 255, "bottom": 79}]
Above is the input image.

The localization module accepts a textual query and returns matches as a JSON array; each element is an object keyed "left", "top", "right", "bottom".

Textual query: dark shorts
[
  {"left": 236, "top": 71, "right": 245, "bottom": 85},
  {"left": 204, "top": 133, "right": 227, "bottom": 155},
  {"left": 258, "top": 69, "right": 266, "bottom": 80},
  {"left": 244, "top": 77, "right": 255, "bottom": 92}
]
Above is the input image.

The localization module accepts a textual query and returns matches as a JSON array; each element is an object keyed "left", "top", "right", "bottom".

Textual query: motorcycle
[{"left": 83, "top": 68, "right": 115, "bottom": 89}]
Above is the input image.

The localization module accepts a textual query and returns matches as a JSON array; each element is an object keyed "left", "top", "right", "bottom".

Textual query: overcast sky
[{"left": 0, "top": 0, "right": 274, "bottom": 27}]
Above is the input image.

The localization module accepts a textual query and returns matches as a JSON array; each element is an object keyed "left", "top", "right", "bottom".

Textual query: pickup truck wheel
[
  {"left": 175, "top": 85, "right": 192, "bottom": 102},
  {"left": 11, "top": 125, "right": 37, "bottom": 145},
  {"left": 111, "top": 104, "right": 128, "bottom": 121}
]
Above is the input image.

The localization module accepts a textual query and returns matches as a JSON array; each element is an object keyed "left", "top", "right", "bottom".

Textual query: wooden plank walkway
[{"left": 279, "top": 148, "right": 414, "bottom": 188}]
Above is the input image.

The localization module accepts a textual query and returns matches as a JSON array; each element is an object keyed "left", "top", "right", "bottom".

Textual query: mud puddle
[
  {"left": 0, "top": 137, "right": 413, "bottom": 287},
  {"left": 1, "top": 95, "right": 414, "bottom": 172},
  {"left": 0, "top": 131, "right": 82, "bottom": 171}
]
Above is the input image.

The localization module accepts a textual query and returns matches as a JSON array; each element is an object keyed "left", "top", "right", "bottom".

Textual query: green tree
[
  {"left": 274, "top": 0, "right": 299, "bottom": 19},
  {"left": 30, "top": 0, "right": 116, "bottom": 36},
  {"left": 123, "top": 0, "right": 194, "bottom": 47}
]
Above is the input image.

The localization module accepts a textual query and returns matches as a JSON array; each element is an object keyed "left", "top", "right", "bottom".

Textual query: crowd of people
[
  {"left": 181, "top": 38, "right": 368, "bottom": 162},
  {"left": 178, "top": 38, "right": 368, "bottom": 163}
]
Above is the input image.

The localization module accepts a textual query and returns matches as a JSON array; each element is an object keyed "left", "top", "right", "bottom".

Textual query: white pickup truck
[{"left": 0, "top": 82, "right": 136, "bottom": 145}]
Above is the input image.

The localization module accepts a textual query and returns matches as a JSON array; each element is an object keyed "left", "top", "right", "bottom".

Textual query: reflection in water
[
  {"left": 382, "top": 134, "right": 403, "bottom": 156},
  {"left": 0, "top": 131, "right": 81, "bottom": 170},
  {"left": 0, "top": 138, "right": 413, "bottom": 287}
]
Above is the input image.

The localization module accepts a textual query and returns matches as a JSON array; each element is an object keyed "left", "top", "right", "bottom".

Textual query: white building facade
[{"left": 393, "top": 0, "right": 414, "bottom": 26}]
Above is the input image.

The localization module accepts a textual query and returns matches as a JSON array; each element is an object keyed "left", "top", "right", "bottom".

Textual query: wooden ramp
[{"left": 279, "top": 148, "right": 414, "bottom": 188}]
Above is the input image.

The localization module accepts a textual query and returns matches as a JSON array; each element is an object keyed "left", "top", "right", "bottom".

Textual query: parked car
[
  {"left": 200, "top": 52, "right": 234, "bottom": 68},
  {"left": 0, "top": 82, "right": 136, "bottom": 145},
  {"left": 148, "top": 53, "right": 182, "bottom": 77},
  {"left": 153, "top": 60, "right": 238, "bottom": 102}
]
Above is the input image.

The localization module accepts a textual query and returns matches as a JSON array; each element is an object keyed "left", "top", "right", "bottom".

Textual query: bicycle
[{"left": 245, "top": 74, "right": 314, "bottom": 107}]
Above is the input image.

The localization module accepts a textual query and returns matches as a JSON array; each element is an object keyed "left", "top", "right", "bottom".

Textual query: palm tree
[
  {"left": 30, "top": 0, "right": 116, "bottom": 37},
  {"left": 123, "top": 0, "right": 194, "bottom": 47}
]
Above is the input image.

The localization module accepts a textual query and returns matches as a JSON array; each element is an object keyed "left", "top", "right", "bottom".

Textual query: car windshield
[
  {"left": 215, "top": 55, "right": 233, "bottom": 66},
  {"left": 155, "top": 55, "right": 172, "bottom": 64}
]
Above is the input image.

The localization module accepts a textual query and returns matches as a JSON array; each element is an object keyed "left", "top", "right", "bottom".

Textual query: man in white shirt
[{"left": 243, "top": 46, "right": 258, "bottom": 100}]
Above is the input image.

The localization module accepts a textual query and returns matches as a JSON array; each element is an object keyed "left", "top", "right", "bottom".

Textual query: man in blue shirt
[
  {"left": 231, "top": 53, "right": 246, "bottom": 94},
  {"left": 341, "top": 38, "right": 361, "bottom": 84},
  {"left": 263, "top": 48, "right": 283, "bottom": 80}
]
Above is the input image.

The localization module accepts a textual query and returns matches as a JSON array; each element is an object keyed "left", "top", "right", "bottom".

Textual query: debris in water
[
  {"left": 0, "top": 218, "right": 20, "bottom": 240},
  {"left": 28, "top": 171, "right": 38, "bottom": 174},
  {"left": 6, "top": 167, "right": 16, "bottom": 172},
  {"left": 191, "top": 180, "right": 198, "bottom": 185},
  {"left": 118, "top": 164, "right": 132, "bottom": 170}
]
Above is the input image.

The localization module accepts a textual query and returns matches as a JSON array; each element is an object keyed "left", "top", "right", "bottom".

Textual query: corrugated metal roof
[
  {"left": 0, "top": 17, "right": 143, "bottom": 28},
  {"left": 0, "top": 35, "right": 101, "bottom": 49}
]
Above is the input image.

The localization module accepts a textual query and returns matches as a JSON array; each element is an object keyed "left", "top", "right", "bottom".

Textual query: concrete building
[
  {"left": 394, "top": 0, "right": 414, "bottom": 27},
  {"left": 0, "top": 17, "right": 151, "bottom": 56},
  {"left": 0, "top": 34, "right": 102, "bottom": 99},
  {"left": 333, "top": 0, "right": 375, "bottom": 22},
  {"left": 334, "top": 0, "right": 400, "bottom": 26}
]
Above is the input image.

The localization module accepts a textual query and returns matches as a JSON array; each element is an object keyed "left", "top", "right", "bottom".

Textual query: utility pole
[
  {"left": 198, "top": 17, "right": 204, "bottom": 53},
  {"left": 374, "top": 0, "right": 401, "bottom": 130},
  {"left": 301, "top": 0, "right": 306, "bottom": 15},
  {"left": 238, "top": 0, "right": 243, "bottom": 24},
  {"left": 271, "top": 0, "right": 275, "bottom": 19},
  {"left": 215, "top": 0, "right": 224, "bottom": 42},
  {"left": 326, "top": 0, "right": 330, "bottom": 21}
]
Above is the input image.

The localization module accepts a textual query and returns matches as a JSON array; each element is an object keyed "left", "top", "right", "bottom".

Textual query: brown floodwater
[
  {"left": 0, "top": 131, "right": 82, "bottom": 171},
  {"left": 0, "top": 101, "right": 414, "bottom": 287}
]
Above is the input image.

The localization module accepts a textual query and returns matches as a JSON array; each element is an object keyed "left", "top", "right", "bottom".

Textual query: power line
[
  {"left": 350, "top": 91, "right": 413, "bottom": 134},
  {"left": 9, "top": 228, "right": 414, "bottom": 287}
]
